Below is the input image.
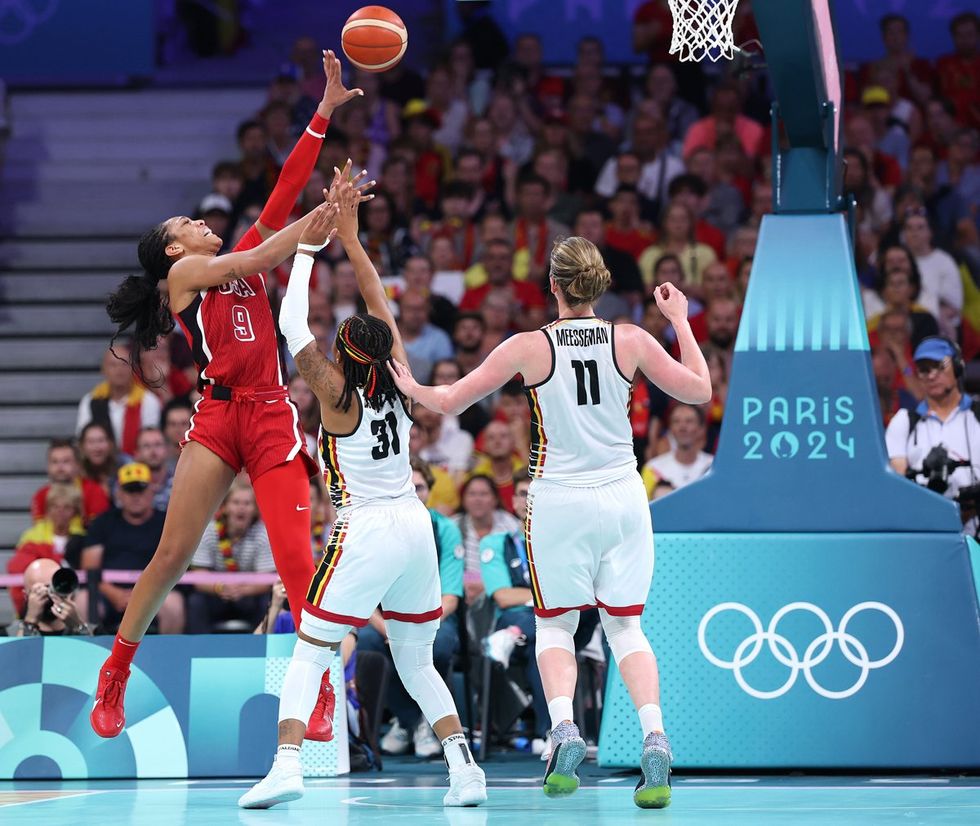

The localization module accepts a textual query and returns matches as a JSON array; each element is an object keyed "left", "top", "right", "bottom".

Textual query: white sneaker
[
  {"left": 483, "top": 626, "right": 523, "bottom": 669},
  {"left": 239, "top": 755, "right": 304, "bottom": 809},
  {"left": 380, "top": 718, "right": 411, "bottom": 755},
  {"left": 414, "top": 719, "right": 442, "bottom": 759},
  {"left": 443, "top": 763, "right": 487, "bottom": 807}
]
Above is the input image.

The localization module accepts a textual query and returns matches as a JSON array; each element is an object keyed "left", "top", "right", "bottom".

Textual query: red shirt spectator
[
  {"left": 459, "top": 239, "right": 546, "bottom": 316},
  {"left": 936, "top": 12, "right": 980, "bottom": 128},
  {"left": 632, "top": 1, "right": 674, "bottom": 62},
  {"left": 31, "top": 439, "right": 110, "bottom": 526},
  {"left": 683, "top": 85, "right": 766, "bottom": 159}
]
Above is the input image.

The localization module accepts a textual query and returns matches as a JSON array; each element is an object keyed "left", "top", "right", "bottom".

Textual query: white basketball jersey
[
  {"left": 526, "top": 317, "right": 637, "bottom": 487},
  {"left": 319, "top": 389, "right": 414, "bottom": 510}
]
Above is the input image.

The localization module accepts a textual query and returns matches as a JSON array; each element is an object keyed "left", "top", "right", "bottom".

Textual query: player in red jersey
[{"left": 91, "top": 52, "right": 370, "bottom": 740}]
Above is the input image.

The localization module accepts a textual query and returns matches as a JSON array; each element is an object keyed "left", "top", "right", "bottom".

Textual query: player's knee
[
  {"left": 155, "top": 540, "right": 190, "bottom": 576},
  {"left": 599, "top": 610, "right": 652, "bottom": 665},
  {"left": 535, "top": 611, "right": 579, "bottom": 656}
]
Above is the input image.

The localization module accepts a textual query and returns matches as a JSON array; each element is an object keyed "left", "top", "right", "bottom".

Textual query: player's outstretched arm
[
  {"left": 279, "top": 204, "right": 345, "bottom": 405},
  {"left": 169, "top": 201, "right": 338, "bottom": 296},
  {"left": 389, "top": 333, "right": 529, "bottom": 416},
  {"left": 251, "top": 49, "right": 364, "bottom": 242},
  {"left": 627, "top": 283, "right": 712, "bottom": 404}
]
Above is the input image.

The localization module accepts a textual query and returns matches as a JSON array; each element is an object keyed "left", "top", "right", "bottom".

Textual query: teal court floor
[{"left": 2, "top": 756, "right": 979, "bottom": 825}]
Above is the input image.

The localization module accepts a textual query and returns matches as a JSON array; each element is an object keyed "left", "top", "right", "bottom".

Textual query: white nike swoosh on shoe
[{"left": 296, "top": 505, "right": 310, "bottom": 511}]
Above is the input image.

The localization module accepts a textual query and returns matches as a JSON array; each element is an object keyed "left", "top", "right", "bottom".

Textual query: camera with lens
[
  {"left": 907, "top": 445, "right": 970, "bottom": 495},
  {"left": 49, "top": 567, "right": 79, "bottom": 598}
]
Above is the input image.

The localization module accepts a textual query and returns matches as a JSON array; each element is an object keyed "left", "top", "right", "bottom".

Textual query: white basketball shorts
[{"left": 525, "top": 472, "right": 654, "bottom": 618}]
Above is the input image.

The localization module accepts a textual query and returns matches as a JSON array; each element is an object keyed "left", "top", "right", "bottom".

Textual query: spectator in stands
[
  {"left": 565, "top": 93, "right": 618, "bottom": 191},
  {"left": 288, "top": 373, "right": 319, "bottom": 458},
  {"left": 685, "top": 146, "right": 745, "bottom": 235},
  {"left": 290, "top": 35, "right": 327, "bottom": 101},
  {"left": 12, "top": 559, "right": 93, "bottom": 637},
  {"left": 843, "top": 146, "right": 893, "bottom": 234},
  {"left": 78, "top": 422, "right": 120, "bottom": 496},
  {"left": 936, "top": 13, "right": 980, "bottom": 129},
  {"left": 418, "top": 182, "right": 479, "bottom": 273},
  {"left": 938, "top": 128, "right": 980, "bottom": 215},
  {"left": 77, "top": 343, "right": 162, "bottom": 457},
  {"left": 641, "top": 404, "right": 713, "bottom": 499},
  {"left": 401, "top": 255, "right": 457, "bottom": 334},
  {"left": 865, "top": 13, "right": 934, "bottom": 108},
  {"left": 266, "top": 64, "right": 317, "bottom": 136},
  {"left": 452, "top": 311, "right": 488, "bottom": 375},
  {"left": 31, "top": 438, "right": 109, "bottom": 526},
  {"left": 426, "top": 64, "right": 469, "bottom": 153},
  {"left": 186, "top": 478, "right": 276, "bottom": 634},
  {"left": 604, "top": 185, "right": 658, "bottom": 261},
  {"left": 906, "top": 144, "right": 968, "bottom": 250},
  {"left": 701, "top": 344, "right": 728, "bottom": 451},
  {"left": 650, "top": 255, "right": 703, "bottom": 321},
  {"left": 479, "top": 288, "right": 518, "bottom": 353},
  {"left": 512, "top": 174, "right": 569, "bottom": 284},
  {"left": 135, "top": 427, "right": 175, "bottom": 512},
  {"left": 398, "top": 289, "right": 455, "bottom": 380},
  {"left": 470, "top": 421, "right": 524, "bottom": 513},
  {"left": 340, "top": 100, "right": 388, "bottom": 182},
  {"left": 459, "top": 239, "right": 546, "bottom": 318},
  {"left": 261, "top": 101, "right": 297, "bottom": 167},
  {"left": 236, "top": 118, "right": 277, "bottom": 210},
  {"left": 865, "top": 253, "right": 941, "bottom": 348},
  {"left": 874, "top": 342, "right": 917, "bottom": 425},
  {"left": 861, "top": 85, "right": 911, "bottom": 170},
  {"left": 533, "top": 148, "right": 583, "bottom": 229},
  {"left": 666, "top": 174, "right": 727, "bottom": 259},
  {"left": 688, "top": 261, "right": 736, "bottom": 341},
  {"left": 9, "top": 483, "right": 86, "bottom": 617},
  {"left": 432, "top": 358, "right": 490, "bottom": 439},
  {"left": 479, "top": 474, "right": 549, "bottom": 743},
  {"left": 573, "top": 209, "right": 644, "bottom": 312},
  {"left": 637, "top": 64, "right": 699, "bottom": 156},
  {"left": 726, "top": 226, "right": 759, "bottom": 278},
  {"left": 160, "top": 398, "right": 193, "bottom": 469},
  {"left": 705, "top": 297, "right": 741, "bottom": 377},
  {"left": 639, "top": 201, "right": 717, "bottom": 288},
  {"left": 683, "top": 83, "right": 765, "bottom": 160},
  {"left": 454, "top": 475, "right": 520, "bottom": 600},
  {"left": 487, "top": 92, "right": 534, "bottom": 168},
  {"left": 414, "top": 404, "right": 474, "bottom": 480},
  {"left": 901, "top": 208, "right": 963, "bottom": 338},
  {"left": 845, "top": 113, "right": 902, "bottom": 191},
  {"left": 361, "top": 458, "right": 464, "bottom": 759},
  {"left": 596, "top": 113, "right": 682, "bottom": 211},
  {"left": 357, "top": 190, "right": 417, "bottom": 277},
  {"left": 81, "top": 463, "right": 183, "bottom": 634}
]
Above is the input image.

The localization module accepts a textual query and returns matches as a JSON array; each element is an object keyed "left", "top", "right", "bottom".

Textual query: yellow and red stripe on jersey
[
  {"left": 522, "top": 497, "right": 545, "bottom": 610},
  {"left": 306, "top": 518, "right": 349, "bottom": 606},
  {"left": 318, "top": 431, "right": 351, "bottom": 509},
  {"left": 525, "top": 387, "right": 548, "bottom": 478}
]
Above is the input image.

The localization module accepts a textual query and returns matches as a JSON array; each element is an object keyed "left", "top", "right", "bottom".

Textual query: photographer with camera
[
  {"left": 886, "top": 337, "right": 980, "bottom": 534},
  {"left": 11, "top": 558, "right": 93, "bottom": 637}
]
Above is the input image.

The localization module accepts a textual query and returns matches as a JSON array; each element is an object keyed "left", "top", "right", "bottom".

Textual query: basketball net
[{"left": 668, "top": 0, "right": 740, "bottom": 62}]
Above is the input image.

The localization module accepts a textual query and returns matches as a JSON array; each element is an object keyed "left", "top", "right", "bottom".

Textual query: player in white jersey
[
  {"left": 240, "top": 172, "right": 485, "bottom": 809},
  {"left": 390, "top": 236, "right": 710, "bottom": 809}
]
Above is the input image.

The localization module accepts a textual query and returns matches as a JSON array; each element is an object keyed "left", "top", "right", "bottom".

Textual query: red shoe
[
  {"left": 91, "top": 661, "right": 130, "bottom": 738},
  {"left": 306, "top": 669, "right": 335, "bottom": 742}
]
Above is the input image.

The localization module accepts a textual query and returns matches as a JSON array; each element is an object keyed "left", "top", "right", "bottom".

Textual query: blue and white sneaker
[
  {"left": 633, "top": 731, "right": 672, "bottom": 809},
  {"left": 542, "top": 721, "right": 587, "bottom": 797}
]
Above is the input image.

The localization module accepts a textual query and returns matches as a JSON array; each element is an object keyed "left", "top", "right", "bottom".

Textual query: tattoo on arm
[{"left": 295, "top": 345, "right": 342, "bottom": 404}]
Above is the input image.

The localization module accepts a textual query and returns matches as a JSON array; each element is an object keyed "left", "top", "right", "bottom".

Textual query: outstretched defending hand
[
  {"left": 318, "top": 49, "right": 363, "bottom": 117},
  {"left": 299, "top": 202, "right": 339, "bottom": 248},
  {"left": 655, "top": 282, "right": 690, "bottom": 326},
  {"left": 326, "top": 158, "right": 376, "bottom": 206},
  {"left": 387, "top": 359, "right": 420, "bottom": 398}
]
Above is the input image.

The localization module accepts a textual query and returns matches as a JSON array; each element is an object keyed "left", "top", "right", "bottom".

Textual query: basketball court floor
[{"left": 2, "top": 756, "right": 978, "bottom": 824}]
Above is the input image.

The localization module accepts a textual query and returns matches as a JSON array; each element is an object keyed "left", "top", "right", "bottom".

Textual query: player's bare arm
[
  {"left": 623, "top": 284, "right": 712, "bottom": 404},
  {"left": 389, "top": 333, "right": 532, "bottom": 416}
]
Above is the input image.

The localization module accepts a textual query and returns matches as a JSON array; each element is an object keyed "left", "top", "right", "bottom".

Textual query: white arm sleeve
[{"left": 279, "top": 252, "right": 316, "bottom": 357}]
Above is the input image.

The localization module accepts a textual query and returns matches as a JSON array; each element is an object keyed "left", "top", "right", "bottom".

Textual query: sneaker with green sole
[
  {"left": 542, "top": 722, "right": 587, "bottom": 798},
  {"left": 633, "top": 731, "right": 672, "bottom": 809}
]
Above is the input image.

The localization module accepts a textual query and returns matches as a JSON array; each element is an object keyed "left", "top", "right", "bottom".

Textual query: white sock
[
  {"left": 442, "top": 732, "right": 474, "bottom": 770},
  {"left": 548, "top": 696, "right": 575, "bottom": 730},
  {"left": 638, "top": 703, "right": 663, "bottom": 736},
  {"left": 276, "top": 744, "right": 301, "bottom": 765}
]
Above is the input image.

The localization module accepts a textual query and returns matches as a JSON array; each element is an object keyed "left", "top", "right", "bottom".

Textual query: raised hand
[
  {"left": 299, "top": 201, "right": 339, "bottom": 248},
  {"left": 326, "top": 158, "right": 376, "bottom": 204},
  {"left": 654, "top": 282, "right": 690, "bottom": 326},
  {"left": 318, "top": 49, "right": 363, "bottom": 117}
]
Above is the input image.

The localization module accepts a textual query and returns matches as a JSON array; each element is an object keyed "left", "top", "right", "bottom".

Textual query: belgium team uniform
[
  {"left": 173, "top": 229, "right": 316, "bottom": 479},
  {"left": 524, "top": 317, "right": 653, "bottom": 617},
  {"left": 301, "top": 390, "right": 443, "bottom": 636}
]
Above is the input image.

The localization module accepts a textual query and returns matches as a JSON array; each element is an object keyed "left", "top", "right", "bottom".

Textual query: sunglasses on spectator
[{"left": 914, "top": 358, "right": 950, "bottom": 378}]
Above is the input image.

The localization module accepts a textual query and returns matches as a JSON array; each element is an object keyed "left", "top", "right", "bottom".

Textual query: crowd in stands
[{"left": 6, "top": 2, "right": 979, "bottom": 754}]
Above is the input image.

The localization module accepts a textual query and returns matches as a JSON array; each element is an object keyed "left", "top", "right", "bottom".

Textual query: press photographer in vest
[{"left": 885, "top": 337, "right": 980, "bottom": 533}]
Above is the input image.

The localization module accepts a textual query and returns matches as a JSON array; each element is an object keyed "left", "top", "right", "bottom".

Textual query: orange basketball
[{"left": 341, "top": 6, "right": 408, "bottom": 74}]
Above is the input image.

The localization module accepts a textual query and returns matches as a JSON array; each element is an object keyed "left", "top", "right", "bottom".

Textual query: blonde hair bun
[{"left": 550, "top": 236, "right": 611, "bottom": 307}]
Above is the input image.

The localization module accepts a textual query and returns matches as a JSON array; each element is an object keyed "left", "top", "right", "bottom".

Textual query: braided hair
[
  {"left": 335, "top": 314, "right": 400, "bottom": 412},
  {"left": 106, "top": 221, "right": 177, "bottom": 386}
]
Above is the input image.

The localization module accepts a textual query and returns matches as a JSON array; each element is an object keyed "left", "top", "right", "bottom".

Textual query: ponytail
[{"left": 106, "top": 221, "right": 177, "bottom": 386}]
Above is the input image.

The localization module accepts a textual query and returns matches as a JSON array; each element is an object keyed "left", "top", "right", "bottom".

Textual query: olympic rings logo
[
  {"left": 697, "top": 602, "right": 904, "bottom": 700},
  {"left": 0, "top": 0, "right": 59, "bottom": 46}
]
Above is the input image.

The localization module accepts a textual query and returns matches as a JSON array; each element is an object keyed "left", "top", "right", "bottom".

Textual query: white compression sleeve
[
  {"left": 278, "top": 638, "right": 335, "bottom": 726},
  {"left": 279, "top": 251, "right": 316, "bottom": 357}
]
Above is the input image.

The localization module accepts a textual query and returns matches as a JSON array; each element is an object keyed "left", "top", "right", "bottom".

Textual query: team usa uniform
[
  {"left": 174, "top": 232, "right": 316, "bottom": 480},
  {"left": 301, "top": 390, "right": 443, "bottom": 638},
  {"left": 524, "top": 316, "right": 654, "bottom": 617}
]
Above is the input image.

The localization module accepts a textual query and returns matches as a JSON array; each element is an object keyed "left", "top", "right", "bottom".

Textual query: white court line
[
  {"left": 597, "top": 777, "right": 628, "bottom": 783},
  {"left": 0, "top": 792, "right": 101, "bottom": 809},
  {"left": 868, "top": 778, "right": 950, "bottom": 784},
  {"left": 681, "top": 778, "right": 759, "bottom": 784}
]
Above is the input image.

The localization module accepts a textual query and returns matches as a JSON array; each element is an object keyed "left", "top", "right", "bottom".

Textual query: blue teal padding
[
  {"left": 968, "top": 537, "right": 980, "bottom": 609},
  {"left": 653, "top": 215, "right": 960, "bottom": 533},
  {"left": 599, "top": 532, "right": 980, "bottom": 768}
]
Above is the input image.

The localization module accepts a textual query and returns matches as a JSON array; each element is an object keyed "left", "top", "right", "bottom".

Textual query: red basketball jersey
[{"left": 174, "top": 231, "right": 286, "bottom": 388}]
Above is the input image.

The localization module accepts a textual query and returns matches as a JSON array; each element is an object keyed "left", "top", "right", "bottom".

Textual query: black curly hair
[{"left": 334, "top": 313, "right": 400, "bottom": 412}]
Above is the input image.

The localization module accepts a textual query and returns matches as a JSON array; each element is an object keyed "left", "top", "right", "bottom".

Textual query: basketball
[{"left": 341, "top": 6, "right": 408, "bottom": 74}]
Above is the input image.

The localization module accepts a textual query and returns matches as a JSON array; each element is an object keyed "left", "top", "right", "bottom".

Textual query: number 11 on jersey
[{"left": 571, "top": 359, "right": 600, "bottom": 406}]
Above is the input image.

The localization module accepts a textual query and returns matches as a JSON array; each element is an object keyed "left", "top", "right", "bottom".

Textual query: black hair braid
[
  {"left": 335, "top": 314, "right": 400, "bottom": 413},
  {"left": 106, "top": 221, "right": 177, "bottom": 386}
]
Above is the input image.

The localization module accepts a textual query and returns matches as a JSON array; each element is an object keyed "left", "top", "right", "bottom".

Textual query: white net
[{"left": 668, "top": 0, "right": 740, "bottom": 62}]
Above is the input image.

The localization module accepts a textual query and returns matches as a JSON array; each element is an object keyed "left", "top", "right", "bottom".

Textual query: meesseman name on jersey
[{"left": 554, "top": 327, "right": 610, "bottom": 347}]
